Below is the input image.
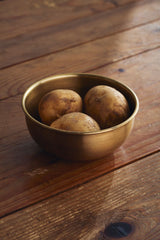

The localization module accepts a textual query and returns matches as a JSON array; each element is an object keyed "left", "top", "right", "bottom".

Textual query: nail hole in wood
[{"left": 118, "top": 68, "right": 125, "bottom": 72}]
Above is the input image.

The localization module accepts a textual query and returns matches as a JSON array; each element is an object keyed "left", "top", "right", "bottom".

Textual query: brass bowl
[{"left": 22, "top": 73, "right": 139, "bottom": 161}]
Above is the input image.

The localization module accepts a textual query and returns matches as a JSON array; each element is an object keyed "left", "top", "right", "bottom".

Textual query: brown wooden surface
[
  {"left": 0, "top": 152, "right": 159, "bottom": 240},
  {"left": 0, "top": 49, "right": 160, "bottom": 217},
  {"left": 1, "top": 19, "right": 160, "bottom": 100},
  {"left": 0, "top": 0, "right": 160, "bottom": 239},
  {"left": 0, "top": 0, "right": 160, "bottom": 69}
]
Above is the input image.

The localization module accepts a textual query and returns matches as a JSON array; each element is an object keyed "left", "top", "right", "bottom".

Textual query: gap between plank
[{"left": 0, "top": 149, "right": 159, "bottom": 220}]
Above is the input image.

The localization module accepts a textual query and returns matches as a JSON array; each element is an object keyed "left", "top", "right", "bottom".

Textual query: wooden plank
[
  {"left": 0, "top": 0, "right": 160, "bottom": 69},
  {"left": 0, "top": 0, "right": 115, "bottom": 40},
  {"left": 0, "top": 48, "right": 159, "bottom": 217},
  {"left": 0, "top": 20, "right": 160, "bottom": 100},
  {"left": 0, "top": 152, "right": 159, "bottom": 240},
  {"left": 0, "top": 0, "right": 144, "bottom": 41}
]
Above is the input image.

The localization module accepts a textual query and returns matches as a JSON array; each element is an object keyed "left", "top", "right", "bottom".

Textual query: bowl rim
[{"left": 22, "top": 73, "right": 139, "bottom": 135}]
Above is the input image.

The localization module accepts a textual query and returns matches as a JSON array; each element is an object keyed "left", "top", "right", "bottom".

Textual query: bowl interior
[{"left": 23, "top": 74, "right": 138, "bottom": 128}]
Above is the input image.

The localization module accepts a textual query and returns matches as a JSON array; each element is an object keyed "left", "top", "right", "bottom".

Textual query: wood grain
[
  {"left": 0, "top": 0, "right": 160, "bottom": 69},
  {"left": 0, "top": 0, "right": 159, "bottom": 237},
  {"left": 0, "top": 152, "right": 159, "bottom": 240},
  {"left": 0, "top": 0, "right": 145, "bottom": 41},
  {"left": 0, "top": 0, "right": 114, "bottom": 41},
  {"left": 0, "top": 0, "right": 143, "bottom": 41},
  {"left": 0, "top": 20, "right": 160, "bottom": 100},
  {"left": 0, "top": 48, "right": 159, "bottom": 217}
]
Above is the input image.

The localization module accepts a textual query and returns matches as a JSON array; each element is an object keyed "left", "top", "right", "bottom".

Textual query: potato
[
  {"left": 50, "top": 112, "right": 100, "bottom": 132},
  {"left": 38, "top": 89, "right": 82, "bottom": 125},
  {"left": 84, "top": 85, "right": 130, "bottom": 129}
]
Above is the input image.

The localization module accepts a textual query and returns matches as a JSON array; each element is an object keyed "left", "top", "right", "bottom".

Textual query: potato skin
[
  {"left": 84, "top": 85, "right": 130, "bottom": 129},
  {"left": 50, "top": 112, "right": 100, "bottom": 132},
  {"left": 38, "top": 89, "right": 82, "bottom": 125}
]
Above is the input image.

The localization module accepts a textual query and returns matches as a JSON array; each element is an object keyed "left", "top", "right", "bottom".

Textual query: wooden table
[{"left": 0, "top": 0, "right": 160, "bottom": 239}]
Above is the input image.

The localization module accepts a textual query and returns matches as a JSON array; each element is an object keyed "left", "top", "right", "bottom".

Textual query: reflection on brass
[{"left": 22, "top": 73, "right": 139, "bottom": 161}]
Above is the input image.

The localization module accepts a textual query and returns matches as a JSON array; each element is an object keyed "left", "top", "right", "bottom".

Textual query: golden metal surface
[{"left": 22, "top": 73, "right": 139, "bottom": 161}]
